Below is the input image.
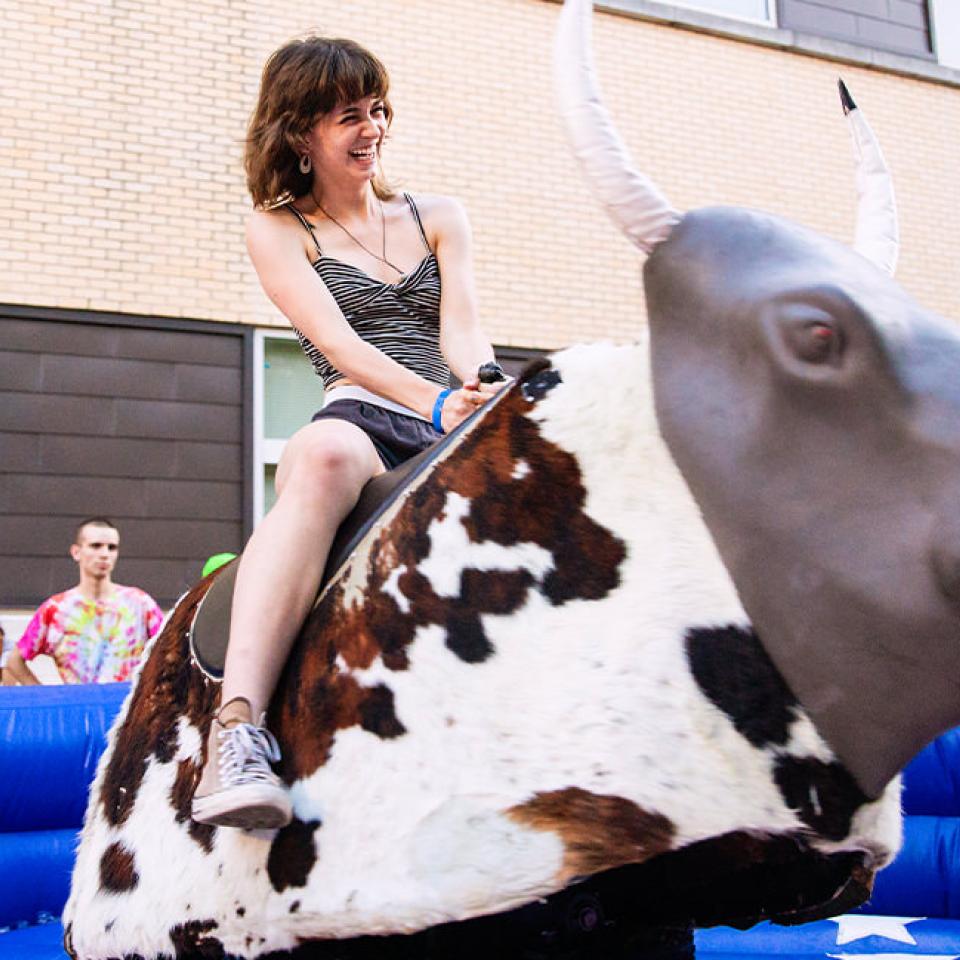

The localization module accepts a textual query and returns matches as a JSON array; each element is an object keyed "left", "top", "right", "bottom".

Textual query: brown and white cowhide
[{"left": 64, "top": 342, "right": 901, "bottom": 960}]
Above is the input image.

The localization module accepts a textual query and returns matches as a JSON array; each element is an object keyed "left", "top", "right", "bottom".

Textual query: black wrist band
[{"left": 478, "top": 361, "right": 506, "bottom": 383}]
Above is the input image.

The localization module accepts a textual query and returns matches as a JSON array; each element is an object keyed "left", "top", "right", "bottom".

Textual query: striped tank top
[{"left": 286, "top": 194, "right": 450, "bottom": 392}]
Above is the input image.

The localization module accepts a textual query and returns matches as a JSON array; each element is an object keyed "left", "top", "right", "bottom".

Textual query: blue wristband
[{"left": 432, "top": 388, "right": 452, "bottom": 433}]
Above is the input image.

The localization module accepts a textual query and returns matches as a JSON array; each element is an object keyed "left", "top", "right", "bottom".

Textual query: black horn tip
[{"left": 837, "top": 78, "right": 857, "bottom": 115}]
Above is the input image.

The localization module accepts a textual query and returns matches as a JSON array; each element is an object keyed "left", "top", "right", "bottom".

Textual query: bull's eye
[{"left": 791, "top": 320, "right": 843, "bottom": 365}]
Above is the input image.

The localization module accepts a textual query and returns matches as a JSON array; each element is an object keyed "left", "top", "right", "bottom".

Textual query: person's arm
[
  {"left": 4, "top": 649, "right": 41, "bottom": 685},
  {"left": 145, "top": 596, "right": 166, "bottom": 639},
  {"left": 247, "top": 210, "right": 479, "bottom": 430},
  {"left": 428, "top": 196, "right": 502, "bottom": 391},
  {"left": 9, "top": 603, "right": 50, "bottom": 686}
]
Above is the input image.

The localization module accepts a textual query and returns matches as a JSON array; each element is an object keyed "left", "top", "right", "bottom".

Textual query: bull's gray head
[{"left": 556, "top": 0, "right": 960, "bottom": 799}]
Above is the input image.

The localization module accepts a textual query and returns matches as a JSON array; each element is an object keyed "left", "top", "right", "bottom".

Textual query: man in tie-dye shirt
[{"left": 7, "top": 518, "right": 164, "bottom": 685}]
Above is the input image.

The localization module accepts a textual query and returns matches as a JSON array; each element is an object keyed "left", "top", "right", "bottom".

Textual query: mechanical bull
[{"left": 65, "top": 1, "right": 960, "bottom": 957}]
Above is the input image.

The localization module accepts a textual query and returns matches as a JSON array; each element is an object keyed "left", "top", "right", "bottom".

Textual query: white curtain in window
[
  {"left": 930, "top": 0, "right": 960, "bottom": 70},
  {"left": 665, "top": 0, "right": 773, "bottom": 24}
]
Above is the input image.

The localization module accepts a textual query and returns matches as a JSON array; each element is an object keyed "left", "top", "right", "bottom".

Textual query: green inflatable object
[{"left": 202, "top": 552, "right": 237, "bottom": 578}]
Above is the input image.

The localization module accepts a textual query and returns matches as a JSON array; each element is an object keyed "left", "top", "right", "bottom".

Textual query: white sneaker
[{"left": 191, "top": 722, "right": 293, "bottom": 830}]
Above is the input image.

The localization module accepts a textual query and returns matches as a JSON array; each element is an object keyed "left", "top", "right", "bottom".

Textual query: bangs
[
  {"left": 288, "top": 38, "right": 392, "bottom": 125},
  {"left": 324, "top": 44, "right": 390, "bottom": 111}
]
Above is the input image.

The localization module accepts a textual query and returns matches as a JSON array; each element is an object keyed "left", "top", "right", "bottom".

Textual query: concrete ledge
[{"left": 549, "top": 0, "right": 960, "bottom": 89}]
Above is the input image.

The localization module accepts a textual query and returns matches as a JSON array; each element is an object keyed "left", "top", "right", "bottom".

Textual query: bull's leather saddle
[{"left": 188, "top": 402, "right": 485, "bottom": 680}]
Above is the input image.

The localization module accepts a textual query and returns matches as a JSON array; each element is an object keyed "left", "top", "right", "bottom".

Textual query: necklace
[{"left": 311, "top": 190, "right": 405, "bottom": 280}]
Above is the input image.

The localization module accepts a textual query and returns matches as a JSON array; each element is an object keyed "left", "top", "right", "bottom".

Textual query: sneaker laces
[{"left": 216, "top": 723, "right": 282, "bottom": 787}]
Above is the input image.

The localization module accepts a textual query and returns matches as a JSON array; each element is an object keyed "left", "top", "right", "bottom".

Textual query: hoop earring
[{"left": 299, "top": 154, "right": 312, "bottom": 175}]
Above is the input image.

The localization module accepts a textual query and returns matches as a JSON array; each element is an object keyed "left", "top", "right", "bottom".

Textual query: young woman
[{"left": 191, "top": 36, "right": 507, "bottom": 830}]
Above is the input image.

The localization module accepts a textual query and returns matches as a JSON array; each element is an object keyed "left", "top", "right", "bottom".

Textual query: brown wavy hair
[{"left": 244, "top": 36, "right": 395, "bottom": 208}]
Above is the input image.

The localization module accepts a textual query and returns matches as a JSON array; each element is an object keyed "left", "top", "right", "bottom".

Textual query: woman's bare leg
[{"left": 192, "top": 419, "right": 383, "bottom": 827}]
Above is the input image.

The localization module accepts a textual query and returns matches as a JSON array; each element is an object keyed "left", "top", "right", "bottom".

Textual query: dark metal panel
[
  {"left": 0, "top": 432, "right": 40, "bottom": 471},
  {"left": 40, "top": 354, "right": 175, "bottom": 400},
  {"left": 173, "top": 362, "right": 243, "bottom": 404},
  {"left": 0, "top": 474, "right": 241, "bottom": 522},
  {"left": 0, "top": 514, "right": 80, "bottom": 557},
  {"left": 0, "top": 319, "right": 122, "bottom": 358},
  {"left": 889, "top": 0, "right": 927, "bottom": 27},
  {"left": 0, "top": 391, "right": 118, "bottom": 435},
  {"left": 831, "top": 0, "right": 885, "bottom": 14},
  {"left": 116, "top": 518, "right": 243, "bottom": 559},
  {"left": 857, "top": 11, "right": 931, "bottom": 51},
  {"left": 777, "top": 0, "right": 933, "bottom": 57},
  {"left": 143, "top": 479, "right": 242, "bottom": 521},
  {"left": 27, "top": 435, "right": 241, "bottom": 481},
  {"left": 780, "top": 2, "right": 856, "bottom": 35},
  {"left": 114, "top": 398, "right": 240, "bottom": 442},
  {"left": 118, "top": 327, "right": 243, "bottom": 367},
  {"left": 38, "top": 434, "right": 180, "bottom": 478},
  {"left": 34, "top": 355, "right": 242, "bottom": 403},
  {"left": 0, "top": 473, "right": 154, "bottom": 517},
  {"left": 0, "top": 556, "right": 71, "bottom": 609},
  {"left": 174, "top": 440, "right": 243, "bottom": 481},
  {"left": 0, "top": 351, "right": 42, "bottom": 391},
  {"left": 0, "top": 516, "right": 80, "bottom": 556}
]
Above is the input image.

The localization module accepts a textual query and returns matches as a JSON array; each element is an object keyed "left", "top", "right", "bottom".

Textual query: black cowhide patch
[
  {"left": 99, "top": 841, "right": 139, "bottom": 893},
  {"left": 168, "top": 919, "right": 223, "bottom": 958},
  {"left": 443, "top": 569, "right": 536, "bottom": 663},
  {"left": 358, "top": 684, "right": 406, "bottom": 738},
  {"left": 267, "top": 818, "right": 322, "bottom": 892},
  {"left": 688, "top": 625, "right": 870, "bottom": 841},
  {"left": 686, "top": 624, "right": 798, "bottom": 748},
  {"left": 521, "top": 366, "right": 562, "bottom": 403},
  {"left": 774, "top": 757, "right": 869, "bottom": 843}
]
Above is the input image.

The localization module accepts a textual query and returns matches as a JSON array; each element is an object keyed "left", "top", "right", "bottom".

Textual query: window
[
  {"left": 252, "top": 335, "right": 546, "bottom": 523},
  {"left": 253, "top": 330, "right": 325, "bottom": 522},
  {"left": 658, "top": 0, "right": 775, "bottom": 25}
]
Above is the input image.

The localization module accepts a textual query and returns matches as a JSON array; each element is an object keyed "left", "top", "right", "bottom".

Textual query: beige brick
[{"left": 1, "top": 0, "right": 957, "bottom": 339}]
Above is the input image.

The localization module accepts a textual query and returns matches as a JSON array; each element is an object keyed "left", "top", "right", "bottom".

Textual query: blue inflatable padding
[
  {"left": 0, "top": 829, "right": 77, "bottom": 929},
  {"left": 0, "top": 684, "right": 128, "bottom": 832},
  {"left": 863, "top": 815, "right": 960, "bottom": 919},
  {"left": 901, "top": 727, "right": 960, "bottom": 817},
  {"left": 0, "top": 921, "right": 68, "bottom": 960},
  {"left": 697, "top": 916, "right": 960, "bottom": 955}
]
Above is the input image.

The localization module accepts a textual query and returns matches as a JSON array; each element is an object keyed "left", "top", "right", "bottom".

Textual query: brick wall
[{"left": 2, "top": 0, "right": 958, "bottom": 350}]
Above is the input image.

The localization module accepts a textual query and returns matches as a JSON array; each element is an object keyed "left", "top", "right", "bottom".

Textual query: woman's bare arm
[{"left": 427, "top": 196, "right": 500, "bottom": 388}]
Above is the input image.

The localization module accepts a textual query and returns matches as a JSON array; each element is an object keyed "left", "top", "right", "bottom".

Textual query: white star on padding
[{"left": 830, "top": 915, "right": 924, "bottom": 946}]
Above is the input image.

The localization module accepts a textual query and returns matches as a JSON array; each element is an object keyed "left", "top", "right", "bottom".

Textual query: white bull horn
[
  {"left": 839, "top": 79, "right": 899, "bottom": 276},
  {"left": 554, "top": 0, "right": 680, "bottom": 253}
]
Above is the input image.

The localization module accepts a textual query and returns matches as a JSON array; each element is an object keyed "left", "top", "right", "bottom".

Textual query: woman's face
[{"left": 304, "top": 95, "right": 389, "bottom": 186}]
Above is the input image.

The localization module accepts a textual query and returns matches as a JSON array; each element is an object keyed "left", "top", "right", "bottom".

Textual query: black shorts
[{"left": 312, "top": 399, "right": 442, "bottom": 470}]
